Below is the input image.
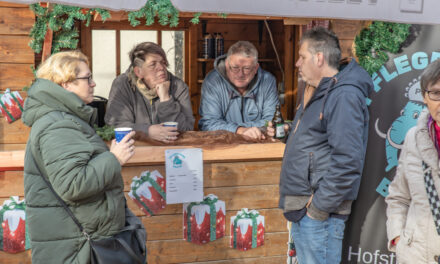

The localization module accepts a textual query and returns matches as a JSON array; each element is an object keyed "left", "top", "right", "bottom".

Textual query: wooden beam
[
  {"left": 283, "top": 25, "right": 294, "bottom": 120},
  {"left": 128, "top": 142, "right": 285, "bottom": 165},
  {"left": 283, "top": 17, "right": 313, "bottom": 25}
]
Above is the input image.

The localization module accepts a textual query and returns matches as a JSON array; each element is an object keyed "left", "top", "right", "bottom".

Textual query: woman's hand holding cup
[{"left": 111, "top": 130, "right": 136, "bottom": 165}]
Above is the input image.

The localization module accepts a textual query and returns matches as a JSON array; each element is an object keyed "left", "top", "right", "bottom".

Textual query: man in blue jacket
[
  {"left": 270, "top": 27, "right": 373, "bottom": 263},
  {"left": 198, "top": 41, "right": 279, "bottom": 139}
]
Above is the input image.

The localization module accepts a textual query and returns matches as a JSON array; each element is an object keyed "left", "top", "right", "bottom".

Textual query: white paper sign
[{"left": 165, "top": 148, "right": 203, "bottom": 204}]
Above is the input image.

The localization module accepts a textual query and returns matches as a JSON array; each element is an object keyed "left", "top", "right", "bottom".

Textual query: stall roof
[
  {"left": 172, "top": 0, "right": 440, "bottom": 25},
  {"left": 2, "top": 0, "right": 439, "bottom": 24},
  {"left": 1, "top": 0, "right": 148, "bottom": 11}
]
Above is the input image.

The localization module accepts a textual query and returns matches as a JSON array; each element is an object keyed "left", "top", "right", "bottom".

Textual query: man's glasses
[
  {"left": 425, "top": 90, "right": 440, "bottom": 101},
  {"left": 76, "top": 75, "right": 94, "bottom": 84},
  {"left": 228, "top": 64, "right": 255, "bottom": 75}
]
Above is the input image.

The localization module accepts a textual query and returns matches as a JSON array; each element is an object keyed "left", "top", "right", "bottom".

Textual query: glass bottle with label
[{"left": 272, "top": 104, "right": 285, "bottom": 139}]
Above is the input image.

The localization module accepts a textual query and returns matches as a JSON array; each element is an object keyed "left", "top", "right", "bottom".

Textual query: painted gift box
[
  {"left": 183, "top": 194, "right": 226, "bottom": 245},
  {"left": 0, "top": 89, "right": 24, "bottom": 123},
  {"left": 0, "top": 196, "right": 30, "bottom": 253},
  {"left": 230, "top": 208, "right": 265, "bottom": 251},
  {"left": 128, "top": 170, "right": 166, "bottom": 216}
]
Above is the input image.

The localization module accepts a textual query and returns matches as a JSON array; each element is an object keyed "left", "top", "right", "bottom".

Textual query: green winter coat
[{"left": 22, "top": 79, "right": 128, "bottom": 264}]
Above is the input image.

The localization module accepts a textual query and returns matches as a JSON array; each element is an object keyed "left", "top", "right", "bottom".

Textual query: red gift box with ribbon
[
  {"left": 183, "top": 194, "right": 226, "bottom": 245},
  {"left": 0, "top": 89, "right": 24, "bottom": 123},
  {"left": 128, "top": 170, "right": 166, "bottom": 216},
  {"left": 230, "top": 208, "right": 265, "bottom": 251},
  {"left": 0, "top": 196, "right": 30, "bottom": 253}
]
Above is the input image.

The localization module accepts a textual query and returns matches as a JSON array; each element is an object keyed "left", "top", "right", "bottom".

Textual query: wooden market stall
[
  {"left": 0, "top": 139, "right": 286, "bottom": 264},
  {"left": 0, "top": 1, "right": 368, "bottom": 263}
]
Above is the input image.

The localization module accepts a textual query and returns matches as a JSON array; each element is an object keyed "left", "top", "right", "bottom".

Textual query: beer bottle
[{"left": 272, "top": 104, "right": 285, "bottom": 139}]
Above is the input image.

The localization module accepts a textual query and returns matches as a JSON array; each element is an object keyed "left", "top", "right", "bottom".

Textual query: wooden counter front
[{"left": 0, "top": 142, "right": 287, "bottom": 264}]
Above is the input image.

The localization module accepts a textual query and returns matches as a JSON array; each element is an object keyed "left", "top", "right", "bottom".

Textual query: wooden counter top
[{"left": 0, "top": 142, "right": 285, "bottom": 170}]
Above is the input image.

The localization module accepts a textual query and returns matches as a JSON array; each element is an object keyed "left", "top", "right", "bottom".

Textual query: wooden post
[
  {"left": 41, "top": 3, "right": 53, "bottom": 62},
  {"left": 41, "top": 26, "right": 53, "bottom": 62}
]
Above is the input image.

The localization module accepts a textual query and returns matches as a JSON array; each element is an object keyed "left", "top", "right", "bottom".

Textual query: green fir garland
[
  {"left": 355, "top": 22, "right": 411, "bottom": 75},
  {"left": 28, "top": 0, "right": 212, "bottom": 56},
  {"left": 29, "top": 3, "right": 110, "bottom": 54},
  {"left": 128, "top": 0, "right": 180, "bottom": 27}
]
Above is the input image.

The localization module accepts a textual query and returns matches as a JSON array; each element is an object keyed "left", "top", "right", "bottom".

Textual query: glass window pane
[
  {"left": 162, "top": 31, "right": 185, "bottom": 80},
  {"left": 120, "top": 30, "right": 157, "bottom": 73},
  {"left": 92, "top": 30, "right": 116, "bottom": 99}
]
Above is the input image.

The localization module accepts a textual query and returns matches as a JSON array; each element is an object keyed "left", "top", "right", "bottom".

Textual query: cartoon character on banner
[{"left": 375, "top": 77, "right": 426, "bottom": 172}]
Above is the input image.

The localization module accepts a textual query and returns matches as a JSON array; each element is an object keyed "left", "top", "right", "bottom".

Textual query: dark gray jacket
[
  {"left": 105, "top": 70, "right": 195, "bottom": 133},
  {"left": 280, "top": 59, "right": 373, "bottom": 220}
]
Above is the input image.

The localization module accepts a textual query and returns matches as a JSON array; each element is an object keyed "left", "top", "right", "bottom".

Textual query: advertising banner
[{"left": 342, "top": 24, "right": 440, "bottom": 264}]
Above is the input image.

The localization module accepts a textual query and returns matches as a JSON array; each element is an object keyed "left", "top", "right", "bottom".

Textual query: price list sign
[{"left": 165, "top": 148, "right": 203, "bottom": 204}]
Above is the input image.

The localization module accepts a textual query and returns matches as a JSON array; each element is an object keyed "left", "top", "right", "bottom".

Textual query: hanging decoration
[
  {"left": 0, "top": 89, "right": 24, "bottom": 123},
  {"left": 29, "top": 3, "right": 110, "bottom": 54},
  {"left": 0, "top": 196, "right": 30, "bottom": 254},
  {"left": 354, "top": 21, "right": 411, "bottom": 75},
  {"left": 183, "top": 194, "right": 226, "bottom": 245},
  {"left": 128, "top": 170, "right": 166, "bottom": 217},
  {"left": 230, "top": 208, "right": 264, "bottom": 251}
]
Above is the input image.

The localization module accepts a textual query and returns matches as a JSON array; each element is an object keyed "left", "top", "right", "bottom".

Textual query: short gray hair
[
  {"left": 226, "top": 41, "right": 258, "bottom": 62},
  {"left": 421, "top": 59, "right": 440, "bottom": 97},
  {"left": 301, "top": 27, "right": 341, "bottom": 70}
]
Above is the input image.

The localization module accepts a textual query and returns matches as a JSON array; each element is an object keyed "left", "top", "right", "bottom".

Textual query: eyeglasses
[
  {"left": 425, "top": 90, "right": 440, "bottom": 101},
  {"left": 228, "top": 64, "right": 255, "bottom": 75},
  {"left": 76, "top": 75, "right": 94, "bottom": 84},
  {"left": 145, "top": 60, "right": 167, "bottom": 71}
]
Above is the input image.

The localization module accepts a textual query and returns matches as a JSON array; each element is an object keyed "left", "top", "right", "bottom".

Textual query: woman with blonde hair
[{"left": 22, "top": 50, "right": 146, "bottom": 263}]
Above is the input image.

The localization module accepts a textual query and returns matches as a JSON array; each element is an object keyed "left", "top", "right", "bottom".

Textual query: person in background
[
  {"left": 105, "top": 41, "right": 194, "bottom": 143},
  {"left": 386, "top": 59, "right": 440, "bottom": 263},
  {"left": 198, "top": 40, "right": 279, "bottom": 140},
  {"left": 268, "top": 27, "right": 373, "bottom": 263},
  {"left": 22, "top": 50, "right": 145, "bottom": 263}
]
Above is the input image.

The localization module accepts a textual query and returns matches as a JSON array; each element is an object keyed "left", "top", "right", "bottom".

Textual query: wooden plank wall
[
  {"left": 0, "top": 159, "right": 287, "bottom": 264},
  {"left": 0, "top": 1, "right": 34, "bottom": 150},
  {"left": 125, "top": 160, "right": 287, "bottom": 264}
]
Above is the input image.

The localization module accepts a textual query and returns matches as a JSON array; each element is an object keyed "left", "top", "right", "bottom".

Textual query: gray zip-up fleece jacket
[
  {"left": 105, "top": 69, "right": 195, "bottom": 133},
  {"left": 198, "top": 55, "right": 279, "bottom": 132},
  {"left": 280, "top": 59, "right": 373, "bottom": 221}
]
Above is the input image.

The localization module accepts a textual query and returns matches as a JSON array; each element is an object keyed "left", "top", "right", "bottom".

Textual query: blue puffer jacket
[
  {"left": 198, "top": 55, "right": 279, "bottom": 132},
  {"left": 280, "top": 59, "right": 373, "bottom": 220}
]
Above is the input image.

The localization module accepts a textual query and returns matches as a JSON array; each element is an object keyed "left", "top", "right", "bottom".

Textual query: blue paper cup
[
  {"left": 163, "top": 121, "right": 178, "bottom": 131},
  {"left": 114, "top": 127, "right": 132, "bottom": 143}
]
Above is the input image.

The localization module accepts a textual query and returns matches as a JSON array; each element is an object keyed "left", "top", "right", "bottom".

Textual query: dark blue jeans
[{"left": 290, "top": 214, "right": 346, "bottom": 264}]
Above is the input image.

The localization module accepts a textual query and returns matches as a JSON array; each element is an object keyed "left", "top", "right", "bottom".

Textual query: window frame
[{"left": 80, "top": 20, "right": 191, "bottom": 82}]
